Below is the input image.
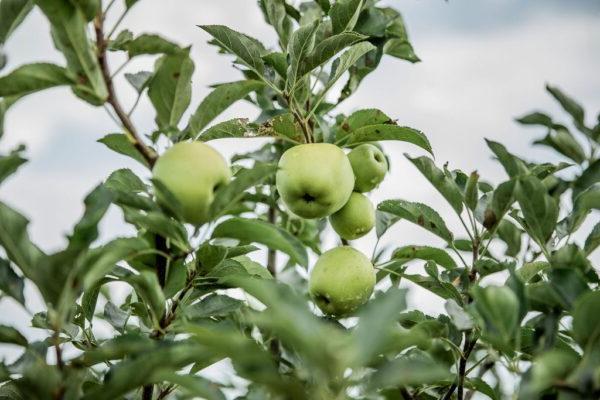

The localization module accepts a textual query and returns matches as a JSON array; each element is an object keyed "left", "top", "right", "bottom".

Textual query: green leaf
[
  {"left": 573, "top": 158, "right": 600, "bottom": 200},
  {"left": 520, "top": 349, "right": 580, "bottom": 397},
  {"left": 0, "top": 63, "right": 74, "bottom": 97},
  {"left": 516, "top": 111, "right": 554, "bottom": 127},
  {"left": 104, "top": 168, "right": 147, "bottom": 193},
  {"left": 485, "top": 139, "right": 528, "bottom": 178},
  {"left": 569, "top": 183, "right": 600, "bottom": 232},
  {"left": 0, "top": 0, "right": 33, "bottom": 45},
  {"left": 378, "top": 199, "right": 453, "bottom": 243},
  {"left": 286, "top": 21, "right": 318, "bottom": 88},
  {"left": 212, "top": 217, "right": 308, "bottom": 268},
  {"left": 342, "top": 108, "right": 392, "bottom": 132},
  {"left": 516, "top": 261, "right": 549, "bottom": 283},
  {"left": 123, "top": 209, "right": 189, "bottom": 251},
  {"left": 259, "top": 0, "right": 293, "bottom": 47},
  {"left": 546, "top": 84, "right": 585, "bottom": 129},
  {"left": 313, "top": 41, "right": 375, "bottom": 108},
  {"left": 516, "top": 175, "right": 559, "bottom": 244},
  {"left": 0, "top": 257, "right": 25, "bottom": 305},
  {"left": 351, "top": 288, "right": 406, "bottom": 366},
  {"left": 572, "top": 291, "right": 600, "bottom": 349},
  {"left": 368, "top": 350, "right": 452, "bottom": 389},
  {"left": 406, "top": 155, "right": 463, "bottom": 214},
  {"left": 233, "top": 256, "right": 273, "bottom": 280},
  {"left": 375, "top": 210, "right": 400, "bottom": 239},
  {"left": 0, "top": 145, "right": 26, "bottom": 184},
  {"left": 344, "top": 124, "right": 433, "bottom": 155},
  {"left": 124, "top": 70, "right": 152, "bottom": 93},
  {"left": 0, "top": 96, "right": 20, "bottom": 138},
  {"left": 97, "top": 133, "right": 152, "bottom": 167},
  {"left": 464, "top": 171, "right": 479, "bottom": 211},
  {"left": 383, "top": 13, "right": 420, "bottom": 62},
  {"left": 209, "top": 163, "right": 277, "bottom": 219},
  {"left": 196, "top": 242, "right": 227, "bottom": 274},
  {"left": 299, "top": 31, "right": 366, "bottom": 77},
  {"left": 34, "top": 0, "right": 107, "bottom": 104},
  {"left": 199, "top": 25, "right": 266, "bottom": 77},
  {"left": 103, "top": 301, "right": 129, "bottom": 331},
  {"left": 391, "top": 245, "right": 457, "bottom": 270},
  {"left": 534, "top": 127, "right": 586, "bottom": 163},
  {"left": 496, "top": 219, "right": 522, "bottom": 257},
  {"left": 150, "top": 372, "right": 226, "bottom": 400},
  {"left": 472, "top": 285, "right": 520, "bottom": 351},
  {"left": 401, "top": 273, "right": 462, "bottom": 303},
  {"left": 262, "top": 51, "right": 287, "bottom": 77},
  {"left": 148, "top": 50, "right": 194, "bottom": 130},
  {"left": 584, "top": 222, "right": 600, "bottom": 255},
  {"left": 185, "top": 80, "right": 265, "bottom": 138},
  {"left": 184, "top": 293, "right": 243, "bottom": 320},
  {"left": 329, "top": 0, "right": 363, "bottom": 34},
  {"left": 196, "top": 118, "right": 262, "bottom": 141},
  {"left": 118, "top": 34, "right": 180, "bottom": 57},
  {"left": 127, "top": 270, "right": 165, "bottom": 324},
  {"left": 0, "top": 202, "right": 45, "bottom": 293},
  {"left": 0, "top": 325, "right": 27, "bottom": 346}
]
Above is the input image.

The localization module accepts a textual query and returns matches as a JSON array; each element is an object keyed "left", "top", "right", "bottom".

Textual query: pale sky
[{"left": 1, "top": 0, "right": 599, "bottom": 388}]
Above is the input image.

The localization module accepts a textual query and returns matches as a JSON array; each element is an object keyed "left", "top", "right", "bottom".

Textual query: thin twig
[{"left": 94, "top": 15, "right": 157, "bottom": 168}]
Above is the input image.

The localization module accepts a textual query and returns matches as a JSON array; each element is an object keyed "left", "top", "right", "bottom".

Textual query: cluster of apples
[
  {"left": 276, "top": 142, "right": 388, "bottom": 317},
  {"left": 151, "top": 141, "right": 388, "bottom": 317}
]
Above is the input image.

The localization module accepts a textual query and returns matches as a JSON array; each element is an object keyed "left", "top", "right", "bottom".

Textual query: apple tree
[{"left": 0, "top": 0, "right": 599, "bottom": 399}]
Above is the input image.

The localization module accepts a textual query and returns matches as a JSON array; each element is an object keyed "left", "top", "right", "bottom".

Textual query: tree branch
[{"left": 94, "top": 15, "right": 157, "bottom": 168}]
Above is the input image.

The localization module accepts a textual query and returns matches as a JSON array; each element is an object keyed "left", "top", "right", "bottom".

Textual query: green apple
[
  {"left": 329, "top": 192, "right": 375, "bottom": 240},
  {"left": 309, "top": 246, "right": 375, "bottom": 316},
  {"left": 347, "top": 143, "right": 388, "bottom": 192},
  {"left": 276, "top": 143, "right": 354, "bottom": 219},
  {"left": 152, "top": 141, "right": 231, "bottom": 225}
]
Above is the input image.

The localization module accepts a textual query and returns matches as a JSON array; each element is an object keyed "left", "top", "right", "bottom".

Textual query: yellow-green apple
[
  {"left": 347, "top": 143, "right": 388, "bottom": 192},
  {"left": 276, "top": 143, "right": 354, "bottom": 219},
  {"left": 309, "top": 246, "right": 375, "bottom": 316},
  {"left": 329, "top": 192, "right": 375, "bottom": 240},
  {"left": 152, "top": 141, "right": 231, "bottom": 225}
]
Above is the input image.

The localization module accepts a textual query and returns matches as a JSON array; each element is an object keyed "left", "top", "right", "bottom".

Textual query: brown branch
[
  {"left": 142, "top": 385, "right": 153, "bottom": 400},
  {"left": 442, "top": 333, "right": 477, "bottom": 400},
  {"left": 267, "top": 204, "right": 280, "bottom": 357},
  {"left": 94, "top": 15, "right": 157, "bottom": 168}
]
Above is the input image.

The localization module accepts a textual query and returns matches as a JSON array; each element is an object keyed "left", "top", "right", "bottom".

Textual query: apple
[
  {"left": 309, "top": 246, "right": 375, "bottom": 317},
  {"left": 152, "top": 141, "right": 231, "bottom": 225},
  {"left": 276, "top": 143, "right": 354, "bottom": 219},
  {"left": 329, "top": 192, "right": 375, "bottom": 240},
  {"left": 347, "top": 143, "right": 388, "bottom": 192}
]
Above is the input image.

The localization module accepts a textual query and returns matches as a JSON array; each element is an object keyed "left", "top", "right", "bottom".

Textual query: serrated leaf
[
  {"left": 401, "top": 273, "right": 462, "bottom": 303},
  {"left": 0, "top": 0, "right": 33, "bottom": 46},
  {"left": 123, "top": 209, "right": 189, "bottom": 251},
  {"left": 351, "top": 287, "right": 406, "bottom": 366},
  {"left": 120, "top": 34, "right": 180, "bottom": 57},
  {"left": 212, "top": 217, "right": 308, "bottom": 267},
  {"left": 97, "top": 133, "right": 152, "bottom": 167},
  {"left": 184, "top": 293, "right": 243, "bottom": 319},
  {"left": 34, "top": 0, "right": 107, "bottom": 105},
  {"left": 104, "top": 168, "right": 147, "bottom": 193},
  {"left": 124, "top": 70, "right": 152, "bottom": 93},
  {"left": 196, "top": 118, "right": 262, "bottom": 141},
  {"left": 584, "top": 222, "right": 600, "bottom": 255},
  {"left": 286, "top": 22, "right": 318, "bottom": 88},
  {"left": 0, "top": 325, "right": 27, "bottom": 346},
  {"left": 199, "top": 25, "right": 266, "bottom": 77},
  {"left": 391, "top": 245, "right": 457, "bottom": 270},
  {"left": 516, "top": 175, "right": 559, "bottom": 244},
  {"left": 407, "top": 155, "right": 463, "bottom": 213},
  {"left": 299, "top": 31, "right": 366, "bottom": 77},
  {"left": 0, "top": 63, "right": 74, "bottom": 97},
  {"left": 0, "top": 257, "right": 25, "bottom": 305},
  {"left": 486, "top": 139, "right": 528, "bottom": 178},
  {"left": 0, "top": 145, "right": 26, "bottom": 184},
  {"left": 260, "top": 0, "right": 293, "bottom": 47},
  {"left": 186, "top": 80, "right": 265, "bottom": 138},
  {"left": 344, "top": 124, "right": 432, "bottom": 155},
  {"left": 368, "top": 351, "right": 452, "bottom": 389},
  {"left": 209, "top": 163, "right": 277, "bottom": 219},
  {"left": 378, "top": 199, "right": 453, "bottom": 243},
  {"left": 546, "top": 84, "right": 585, "bottom": 129},
  {"left": 329, "top": 0, "right": 363, "bottom": 34},
  {"left": 375, "top": 209, "right": 400, "bottom": 239},
  {"left": 148, "top": 50, "right": 194, "bottom": 130}
]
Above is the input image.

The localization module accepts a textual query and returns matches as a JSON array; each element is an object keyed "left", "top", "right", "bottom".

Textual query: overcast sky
[{"left": 1, "top": 0, "right": 599, "bottom": 382}]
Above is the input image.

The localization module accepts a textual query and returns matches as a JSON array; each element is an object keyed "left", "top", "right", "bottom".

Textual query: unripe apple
[
  {"left": 276, "top": 143, "right": 354, "bottom": 219},
  {"left": 347, "top": 143, "right": 388, "bottom": 192},
  {"left": 152, "top": 142, "right": 231, "bottom": 225},
  {"left": 329, "top": 192, "right": 375, "bottom": 240},
  {"left": 309, "top": 246, "right": 375, "bottom": 317}
]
